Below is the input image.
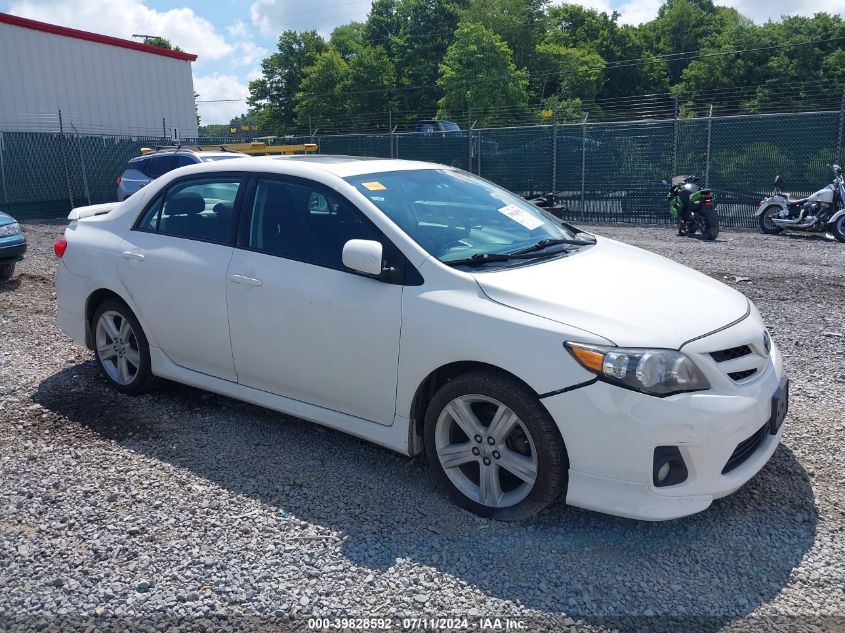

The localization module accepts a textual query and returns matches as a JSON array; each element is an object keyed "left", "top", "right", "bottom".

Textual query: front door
[{"left": 226, "top": 176, "right": 402, "bottom": 425}]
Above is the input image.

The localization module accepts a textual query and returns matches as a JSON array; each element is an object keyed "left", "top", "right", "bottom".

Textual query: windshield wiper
[
  {"left": 443, "top": 251, "right": 555, "bottom": 267},
  {"left": 509, "top": 236, "right": 596, "bottom": 255}
]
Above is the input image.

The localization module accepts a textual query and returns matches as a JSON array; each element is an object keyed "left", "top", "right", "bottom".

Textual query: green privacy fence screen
[{"left": 2, "top": 110, "right": 843, "bottom": 227}]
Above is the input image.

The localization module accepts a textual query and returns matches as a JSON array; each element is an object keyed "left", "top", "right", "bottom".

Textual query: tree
[
  {"left": 461, "top": 0, "right": 548, "bottom": 77},
  {"left": 295, "top": 48, "right": 351, "bottom": 128},
  {"left": 437, "top": 23, "right": 529, "bottom": 126},
  {"left": 393, "top": 0, "right": 468, "bottom": 116},
  {"left": 145, "top": 35, "right": 184, "bottom": 52},
  {"left": 534, "top": 43, "right": 604, "bottom": 102},
  {"left": 331, "top": 22, "right": 366, "bottom": 60},
  {"left": 247, "top": 30, "right": 327, "bottom": 131},
  {"left": 346, "top": 46, "right": 397, "bottom": 128}
]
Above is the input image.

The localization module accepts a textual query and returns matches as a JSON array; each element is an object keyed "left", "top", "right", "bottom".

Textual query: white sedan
[{"left": 54, "top": 156, "right": 788, "bottom": 520}]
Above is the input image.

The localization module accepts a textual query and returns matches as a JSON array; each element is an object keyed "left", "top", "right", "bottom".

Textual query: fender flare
[
  {"left": 755, "top": 197, "right": 786, "bottom": 217},
  {"left": 829, "top": 208, "right": 845, "bottom": 224}
]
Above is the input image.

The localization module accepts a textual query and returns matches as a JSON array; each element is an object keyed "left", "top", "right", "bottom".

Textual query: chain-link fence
[{"left": 2, "top": 109, "right": 844, "bottom": 226}]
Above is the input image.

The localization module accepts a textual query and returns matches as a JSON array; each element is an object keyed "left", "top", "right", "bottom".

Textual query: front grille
[
  {"left": 728, "top": 368, "right": 758, "bottom": 381},
  {"left": 722, "top": 423, "right": 768, "bottom": 474},
  {"left": 710, "top": 345, "right": 752, "bottom": 363}
]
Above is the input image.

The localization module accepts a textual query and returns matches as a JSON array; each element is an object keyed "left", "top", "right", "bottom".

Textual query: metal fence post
[
  {"left": 388, "top": 112, "right": 393, "bottom": 158},
  {"left": 70, "top": 123, "right": 91, "bottom": 206},
  {"left": 705, "top": 105, "right": 713, "bottom": 189},
  {"left": 58, "top": 110, "right": 74, "bottom": 211},
  {"left": 551, "top": 114, "right": 558, "bottom": 195},
  {"left": 477, "top": 130, "right": 482, "bottom": 175},
  {"left": 836, "top": 80, "right": 845, "bottom": 163},
  {"left": 0, "top": 132, "right": 8, "bottom": 209},
  {"left": 672, "top": 96, "right": 679, "bottom": 176},
  {"left": 581, "top": 114, "right": 589, "bottom": 211},
  {"left": 468, "top": 121, "right": 476, "bottom": 172},
  {"left": 162, "top": 117, "right": 166, "bottom": 139}
]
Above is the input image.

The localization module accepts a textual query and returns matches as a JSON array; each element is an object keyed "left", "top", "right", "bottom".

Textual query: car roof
[
  {"left": 267, "top": 155, "right": 448, "bottom": 178},
  {"left": 129, "top": 149, "right": 242, "bottom": 161}
]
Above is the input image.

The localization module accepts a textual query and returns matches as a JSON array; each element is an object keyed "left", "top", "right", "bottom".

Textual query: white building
[{"left": 0, "top": 13, "right": 198, "bottom": 138}]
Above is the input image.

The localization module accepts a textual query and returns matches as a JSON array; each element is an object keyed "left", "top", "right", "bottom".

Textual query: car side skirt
[{"left": 149, "top": 347, "right": 413, "bottom": 455}]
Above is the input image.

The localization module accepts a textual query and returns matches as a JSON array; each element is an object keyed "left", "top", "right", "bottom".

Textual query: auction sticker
[
  {"left": 498, "top": 203, "right": 543, "bottom": 230},
  {"left": 362, "top": 181, "right": 387, "bottom": 191}
]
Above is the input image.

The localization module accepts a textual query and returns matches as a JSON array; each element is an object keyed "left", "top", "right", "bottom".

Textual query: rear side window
[
  {"left": 147, "top": 155, "right": 177, "bottom": 178},
  {"left": 135, "top": 177, "right": 242, "bottom": 245},
  {"left": 174, "top": 154, "right": 197, "bottom": 168}
]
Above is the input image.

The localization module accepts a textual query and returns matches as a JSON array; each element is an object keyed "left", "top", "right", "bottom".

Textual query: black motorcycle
[
  {"left": 664, "top": 175, "right": 719, "bottom": 241},
  {"left": 525, "top": 193, "right": 569, "bottom": 219}
]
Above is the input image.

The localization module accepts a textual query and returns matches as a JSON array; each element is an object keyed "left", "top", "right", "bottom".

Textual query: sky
[{"left": 2, "top": 0, "right": 843, "bottom": 124}]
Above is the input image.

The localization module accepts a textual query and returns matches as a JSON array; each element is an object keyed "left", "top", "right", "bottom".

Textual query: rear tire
[
  {"left": 758, "top": 205, "right": 784, "bottom": 234},
  {"left": 0, "top": 262, "right": 15, "bottom": 282},
  {"left": 701, "top": 207, "right": 720, "bottom": 241},
  {"left": 830, "top": 215, "right": 845, "bottom": 243},
  {"left": 92, "top": 298, "right": 156, "bottom": 394},
  {"left": 423, "top": 369, "right": 568, "bottom": 520}
]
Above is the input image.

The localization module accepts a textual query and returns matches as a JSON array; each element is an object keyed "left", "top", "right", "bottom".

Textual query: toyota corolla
[{"left": 54, "top": 156, "right": 788, "bottom": 520}]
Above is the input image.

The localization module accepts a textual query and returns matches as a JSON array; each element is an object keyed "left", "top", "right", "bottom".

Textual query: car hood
[
  {"left": 473, "top": 236, "right": 749, "bottom": 349},
  {"left": 0, "top": 211, "right": 15, "bottom": 226}
]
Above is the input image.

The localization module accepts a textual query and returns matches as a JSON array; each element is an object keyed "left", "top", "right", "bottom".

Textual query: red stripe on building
[{"left": 0, "top": 12, "right": 198, "bottom": 61}]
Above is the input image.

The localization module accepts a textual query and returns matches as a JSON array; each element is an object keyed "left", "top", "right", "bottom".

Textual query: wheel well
[
  {"left": 84, "top": 289, "right": 126, "bottom": 348},
  {"left": 409, "top": 361, "right": 539, "bottom": 451}
]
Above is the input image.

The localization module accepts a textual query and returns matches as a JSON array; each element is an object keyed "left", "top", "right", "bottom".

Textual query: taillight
[
  {"left": 54, "top": 236, "right": 68, "bottom": 258},
  {"left": 116, "top": 176, "right": 122, "bottom": 186}
]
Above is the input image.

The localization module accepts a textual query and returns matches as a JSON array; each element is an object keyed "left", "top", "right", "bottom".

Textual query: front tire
[
  {"left": 701, "top": 207, "right": 719, "bottom": 240},
  {"left": 423, "top": 370, "right": 568, "bottom": 520},
  {"left": 830, "top": 215, "right": 845, "bottom": 243},
  {"left": 758, "top": 205, "right": 784, "bottom": 234},
  {"left": 92, "top": 299, "right": 156, "bottom": 394},
  {"left": 0, "top": 262, "right": 15, "bottom": 282}
]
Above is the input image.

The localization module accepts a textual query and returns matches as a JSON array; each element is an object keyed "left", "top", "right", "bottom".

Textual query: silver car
[{"left": 116, "top": 149, "right": 244, "bottom": 200}]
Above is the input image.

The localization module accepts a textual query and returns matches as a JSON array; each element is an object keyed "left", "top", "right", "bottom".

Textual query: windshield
[
  {"left": 441, "top": 122, "right": 461, "bottom": 132},
  {"left": 345, "top": 169, "right": 584, "bottom": 267},
  {"left": 201, "top": 155, "right": 242, "bottom": 162}
]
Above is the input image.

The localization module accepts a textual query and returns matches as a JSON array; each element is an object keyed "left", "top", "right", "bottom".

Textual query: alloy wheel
[
  {"left": 434, "top": 394, "right": 538, "bottom": 508},
  {"left": 95, "top": 310, "right": 141, "bottom": 385}
]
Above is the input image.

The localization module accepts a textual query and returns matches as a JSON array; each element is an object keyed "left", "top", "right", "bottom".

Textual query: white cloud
[
  {"left": 250, "top": 0, "right": 370, "bottom": 38},
  {"left": 718, "top": 0, "right": 845, "bottom": 22},
  {"left": 194, "top": 73, "right": 249, "bottom": 124},
  {"left": 8, "top": 0, "right": 234, "bottom": 64},
  {"left": 615, "top": 0, "right": 663, "bottom": 25}
]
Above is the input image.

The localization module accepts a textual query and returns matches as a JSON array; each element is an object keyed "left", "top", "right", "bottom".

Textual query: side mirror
[
  {"left": 342, "top": 239, "right": 384, "bottom": 276},
  {"left": 661, "top": 180, "right": 669, "bottom": 186},
  {"left": 774, "top": 175, "right": 784, "bottom": 189}
]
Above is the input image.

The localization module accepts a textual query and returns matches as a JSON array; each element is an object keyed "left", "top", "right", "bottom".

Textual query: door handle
[
  {"left": 228, "top": 274, "right": 263, "bottom": 287},
  {"left": 121, "top": 250, "right": 145, "bottom": 261}
]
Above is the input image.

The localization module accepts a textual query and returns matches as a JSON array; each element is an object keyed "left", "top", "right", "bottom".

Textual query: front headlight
[
  {"left": 0, "top": 222, "right": 21, "bottom": 237},
  {"left": 566, "top": 342, "right": 710, "bottom": 396}
]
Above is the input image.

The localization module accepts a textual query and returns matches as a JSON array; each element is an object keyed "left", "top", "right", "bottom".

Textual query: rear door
[{"left": 117, "top": 174, "right": 245, "bottom": 381}]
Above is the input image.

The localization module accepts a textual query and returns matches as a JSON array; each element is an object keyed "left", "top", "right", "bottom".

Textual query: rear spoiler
[{"left": 68, "top": 202, "right": 117, "bottom": 221}]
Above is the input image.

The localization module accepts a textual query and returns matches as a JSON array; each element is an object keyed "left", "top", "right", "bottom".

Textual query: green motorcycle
[{"left": 665, "top": 175, "right": 719, "bottom": 241}]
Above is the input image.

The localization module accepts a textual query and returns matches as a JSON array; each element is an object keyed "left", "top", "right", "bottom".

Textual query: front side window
[
  {"left": 136, "top": 177, "right": 241, "bottom": 244},
  {"left": 245, "top": 177, "right": 381, "bottom": 270},
  {"left": 345, "top": 169, "right": 587, "bottom": 268}
]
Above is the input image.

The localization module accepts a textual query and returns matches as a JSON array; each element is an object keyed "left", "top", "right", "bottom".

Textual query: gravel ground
[{"left": 1, "top": 221, "right": 844, "bottom": 632}]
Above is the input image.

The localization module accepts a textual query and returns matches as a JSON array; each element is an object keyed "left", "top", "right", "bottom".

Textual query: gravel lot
[{"left": 1, "top": 221, "right": 843, "bottom": 632}]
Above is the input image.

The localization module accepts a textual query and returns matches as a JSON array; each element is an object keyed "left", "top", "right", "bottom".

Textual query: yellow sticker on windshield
[{"left": 362, "top": 181, "right": 387, "bottom": 191}]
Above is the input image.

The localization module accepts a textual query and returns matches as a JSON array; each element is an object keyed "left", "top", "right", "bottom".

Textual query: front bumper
[
  {"left": 0, "top": 235, "right": 26, "bottom": 262},
  {"left": 544, "top": 318, "right": 786, "bottom": 521}
]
